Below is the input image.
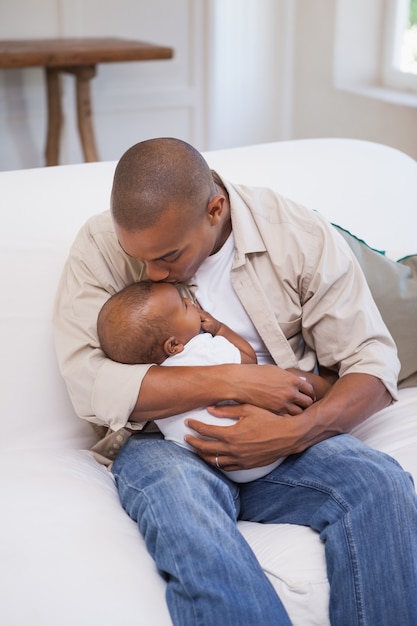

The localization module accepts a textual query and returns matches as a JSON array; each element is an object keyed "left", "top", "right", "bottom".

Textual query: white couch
[{"left": 1, "top": 138, "right": 416, "bottom": 626}]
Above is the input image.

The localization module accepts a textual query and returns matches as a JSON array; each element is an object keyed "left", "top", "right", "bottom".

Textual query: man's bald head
[{"left": 111, "top": 138, "right": 216, "bottom": 231}]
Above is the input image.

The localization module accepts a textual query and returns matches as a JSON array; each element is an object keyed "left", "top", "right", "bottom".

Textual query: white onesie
[{"left": 158, "top": 332, "right": 283, "bottom": 482}]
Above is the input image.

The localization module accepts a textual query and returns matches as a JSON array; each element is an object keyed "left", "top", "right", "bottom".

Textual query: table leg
[
  {"left": 45, "top": 68, "right": 63, "bottom": 166},
  {"left": 67, "top": 65, "right": 99, "bottom": 162}
]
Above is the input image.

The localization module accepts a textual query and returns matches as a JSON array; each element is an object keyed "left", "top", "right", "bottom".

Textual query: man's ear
[
  {"left": 207, "top": 194, "right": 225, "bottom": 225},
  {"left": 163, "top": 336, "right": 184, "bottom": 357}
]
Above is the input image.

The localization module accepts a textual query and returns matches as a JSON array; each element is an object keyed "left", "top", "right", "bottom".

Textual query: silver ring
[{"left": 215, "top": 454, "right": 221, "bottom": 469}]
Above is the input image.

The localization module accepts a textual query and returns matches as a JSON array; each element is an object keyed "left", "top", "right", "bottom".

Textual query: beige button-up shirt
[{"left": 53, "top": 179, "right": 399, "bottom": 464}]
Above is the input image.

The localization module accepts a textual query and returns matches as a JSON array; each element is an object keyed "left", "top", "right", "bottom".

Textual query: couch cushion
[
  {"left": 333, "top": 225, "right": 417, "bottom": 388},
  {"left": 0, "top": 449, "right": 171, "bottom": 626}
]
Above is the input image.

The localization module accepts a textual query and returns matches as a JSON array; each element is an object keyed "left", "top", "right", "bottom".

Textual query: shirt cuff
[{"left": 91, "top": 359, "right": 155, "bottom": 431}]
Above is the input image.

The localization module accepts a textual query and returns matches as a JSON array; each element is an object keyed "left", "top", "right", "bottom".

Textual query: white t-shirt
[{"left": 192, "top": 233, "right": 275, "bottom": 365}]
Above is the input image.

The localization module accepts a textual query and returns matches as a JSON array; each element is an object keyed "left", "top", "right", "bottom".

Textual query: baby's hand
[{"left": 198, "top": 308, "right": 222, "bottom": 336}]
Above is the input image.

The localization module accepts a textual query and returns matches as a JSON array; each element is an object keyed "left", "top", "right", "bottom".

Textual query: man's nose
[{"left": 145, "top": 262, "right": 170, "bottom": 281}]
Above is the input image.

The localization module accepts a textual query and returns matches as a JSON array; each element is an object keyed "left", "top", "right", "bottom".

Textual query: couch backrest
[
  {"left": 205, "top": 138, "right": 417, "bottom": 261},
  {"left": 1, "top": 139, "right": 415, "bottom": 452},
  {"left": 1, "top": 162, "right": 116, "bottom": 450}
]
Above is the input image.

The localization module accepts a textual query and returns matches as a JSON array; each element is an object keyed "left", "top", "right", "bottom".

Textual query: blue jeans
[{"left": 112, "top": 433, "right": 417, "bottom": 626}]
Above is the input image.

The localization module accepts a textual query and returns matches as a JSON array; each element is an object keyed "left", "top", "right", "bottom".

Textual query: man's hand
[
  {"left": 230, "top": 365, "right": 315, "bottom": 414},
  {"left": 185, "top": 404, "right": 301, "bottom": 471},
  {"left": 184, "top": 373, "right": 392, "bottom": 470}
]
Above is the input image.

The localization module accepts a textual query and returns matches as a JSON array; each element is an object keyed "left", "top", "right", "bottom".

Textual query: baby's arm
[
  {"left": 197, "top": 308, "right": 336, "bottom": 395},
  {"left": 198, "top": 309, "right": 257, "bottom": 365}
]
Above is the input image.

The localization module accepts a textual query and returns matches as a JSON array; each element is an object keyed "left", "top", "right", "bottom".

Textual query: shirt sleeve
[
  {"left": 299, "top": 211, "right": 400, "bottom": 400},
  {"left": 53, "top": 218, "right": 151, "bottom": 431}
]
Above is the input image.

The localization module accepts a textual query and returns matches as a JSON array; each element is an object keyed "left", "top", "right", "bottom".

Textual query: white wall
[
  {"left": 205, "top": 0, "right": 294, "bottom": 149},
  {"left": 1, "top": 0, "right": 416, "bottom": 171},
  {"left": 0, "top": 0, "right": 208, "bottom": 170},
  {"left": 0, "top": 0, "right": 293, "bottom": 170},
  {"left": 291, "top": 0, "right": 417, "bottom": 159}
]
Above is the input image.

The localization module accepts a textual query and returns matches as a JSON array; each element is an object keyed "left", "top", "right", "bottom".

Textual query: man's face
[{"left": 115, "top": 201, "right": 222, "bottom": 284}]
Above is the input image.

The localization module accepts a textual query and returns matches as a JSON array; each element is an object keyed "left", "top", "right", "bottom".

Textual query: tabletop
[{"left": 0, "top": 37, "right": 174, "bottom": 69}]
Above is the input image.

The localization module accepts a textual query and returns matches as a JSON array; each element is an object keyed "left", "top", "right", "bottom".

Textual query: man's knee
[
  {"left": 113, "top": 437, "right": 239, "bottom": 520},
  {"left": 324, "top": 434, "right": 414, "bottom": 505}
]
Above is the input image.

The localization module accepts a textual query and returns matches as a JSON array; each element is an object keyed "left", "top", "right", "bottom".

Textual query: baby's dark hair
[{"left": 97, "top": 281, "right": 171, "bottom": 365}]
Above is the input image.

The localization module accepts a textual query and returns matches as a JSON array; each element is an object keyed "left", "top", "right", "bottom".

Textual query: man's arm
[
  {"left": 129, "top": 363, "right": 315, "bottom": 422},
  {"left": 184, "top": 373, "right": 392, "bottom": 470},
  {"left": 54, "top": 249, "right": 315, "bottom": 428}
]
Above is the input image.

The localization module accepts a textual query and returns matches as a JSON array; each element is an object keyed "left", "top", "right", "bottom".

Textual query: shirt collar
[{"left": 220, "top": 177, "right": 267, "bottom": 266}]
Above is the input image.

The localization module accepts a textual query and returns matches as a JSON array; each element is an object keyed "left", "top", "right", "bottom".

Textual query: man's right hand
[{"left": 229, "top": 364, "right": 315, "bottom": 415}]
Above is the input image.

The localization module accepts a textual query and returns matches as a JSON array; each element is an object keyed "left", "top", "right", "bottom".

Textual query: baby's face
[{"left": 152, "top": 283, "right": 202, "bottom": 344}]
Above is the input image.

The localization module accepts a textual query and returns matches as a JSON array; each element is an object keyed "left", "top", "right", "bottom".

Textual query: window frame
[{"left": 383, "top": 0, "right": 417, "bottom": 92}]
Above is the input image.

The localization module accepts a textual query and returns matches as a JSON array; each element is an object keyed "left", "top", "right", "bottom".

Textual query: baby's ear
[{"left": 163, "top": 336, "right": 184, "bottom": 357}]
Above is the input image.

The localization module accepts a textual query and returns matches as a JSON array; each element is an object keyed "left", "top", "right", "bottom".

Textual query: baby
[{"left": 98, "top": 281, "right": 329, "bottom": 481}]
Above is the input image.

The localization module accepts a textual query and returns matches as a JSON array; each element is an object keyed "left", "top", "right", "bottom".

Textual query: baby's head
[{"left": 97, "top": 281, "right": 201, "bottom": 365}]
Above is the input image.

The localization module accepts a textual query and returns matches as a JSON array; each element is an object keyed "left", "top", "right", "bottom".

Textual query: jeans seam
[
  {"left": 262, "top": 476, "right": 366, "bottom": 625},
  {"left": 343, "top": 512, "right": 365, "bottom": 626},
  {"left": 305, "top": 481, "right": 365, "bottom": 626}
]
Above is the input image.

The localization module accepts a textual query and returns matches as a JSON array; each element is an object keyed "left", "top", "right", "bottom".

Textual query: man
[{"left": 54, "top": 138, "right": 417, "bottom": 625}]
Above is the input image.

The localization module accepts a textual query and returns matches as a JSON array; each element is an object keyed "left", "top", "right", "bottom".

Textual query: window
[{"left": 384, "top": 0, "right": 417, "bottom": 92}]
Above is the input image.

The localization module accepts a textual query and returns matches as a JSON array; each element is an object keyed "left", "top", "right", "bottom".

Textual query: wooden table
[{"left": 0, "top": 38, "right": 174, "bottom": 165}]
